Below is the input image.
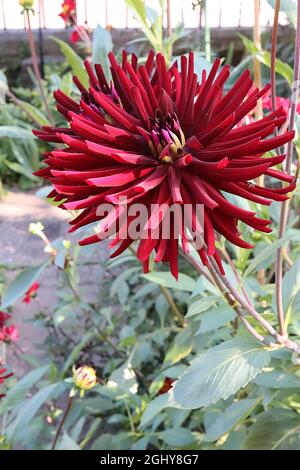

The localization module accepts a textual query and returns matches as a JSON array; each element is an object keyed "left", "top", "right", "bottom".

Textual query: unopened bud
[
  {"left": 72, "top": 366, "right": 97, "bottom": 392},
  {"left": 19, "top": 0, "right": 34, "bottom": 10}
]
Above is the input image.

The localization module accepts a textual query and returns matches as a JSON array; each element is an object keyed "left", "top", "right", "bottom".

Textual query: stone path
[{"left": 0, "top": 190, "right": 107, "bottom": 377}]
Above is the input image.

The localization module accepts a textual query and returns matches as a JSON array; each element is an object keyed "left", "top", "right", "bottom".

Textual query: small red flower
[
  {"left": 33, "top": 52, "right": 295, "bottom": 279},
  {"left": 158, "top": 377, "right": 175, "bottom": 395},
  {"left": 0, "top": 367, "right": 13, "bottom": 399},
  {"left": 22, "top": 282, "right": 40, "bottom": 304},
  {"left": 0, "top": 325, "right": 19, "bottom": 343},
  {"left": 0, "top": 311, "right": 11, "bottom": 328},
  {"left": 59, "top": 0, "right": 76, "bottom": 24},
  {"left": 70, "top": 29, "right": 81, "bottom": 44}
]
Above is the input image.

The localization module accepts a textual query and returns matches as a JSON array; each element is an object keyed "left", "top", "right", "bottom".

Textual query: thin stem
[
  {"left": 24, "top": 10, "right": 54, "bottom": 123},
  {"left": 203, "top": 0, "right": 211, "bottom": 62},
  {"left": 253, "top": 0, "right": 265, "bottom": 285},
  {"left": 63, "top": 270, "right": 80, "bottom": 301},
  {"left": 271, "top": 0, "right": 280, "bottom": 116},
  {"left": 275, "top": 0, "right": 300, "bottom": 337},
  {"left": 220, "top": 246, "right": 252, "bottom": 305},
  {"left": 159, "top": 285, "right": 185, "bottom": 326},
  {"left": 166, "top": 0, "right": 172, "bottom": 61},
  {"left": 124, "top": 400, "right": 135, "bottom": 434},
  {"left": 51, "top": 394, "right": 74, "bottom": 450},
  {"left": 207, "top": 261, "right": 270, "bottom": 344},
  {"left": 253, "top": 0, "right": 263, "bottom": 122}
]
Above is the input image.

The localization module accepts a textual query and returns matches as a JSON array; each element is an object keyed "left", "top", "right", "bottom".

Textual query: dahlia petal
[
  {"left": 168, "top": 166, "right": 183, "bottom": 204},
  {"left": 87, "top": 167, "right": 152, "bottom": 187}
]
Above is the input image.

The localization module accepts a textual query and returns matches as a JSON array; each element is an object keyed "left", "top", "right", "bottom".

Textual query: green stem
[
  {"left": 159, "top": 285, "right": 185, "bottom": 326},
  {"left": 24, "top": 10, "right": 54, "bottom": 124}
]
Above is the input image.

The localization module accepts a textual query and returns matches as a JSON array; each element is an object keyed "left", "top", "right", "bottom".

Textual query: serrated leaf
[{"left": 173, "top": 338, "right": 271, "bottom": 409}]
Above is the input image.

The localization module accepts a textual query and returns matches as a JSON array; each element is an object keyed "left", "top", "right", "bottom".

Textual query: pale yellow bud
[{"left": 72, "top": 366, "right": 97, "bottom": 392}]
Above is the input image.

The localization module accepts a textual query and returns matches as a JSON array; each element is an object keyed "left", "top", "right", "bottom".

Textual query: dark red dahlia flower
[{"left": 34, "top": 52, "right": 295, "bottom": 279}]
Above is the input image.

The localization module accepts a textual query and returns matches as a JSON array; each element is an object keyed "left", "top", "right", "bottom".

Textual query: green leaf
[
  {"left": 173, "top": 338, "right": 271, "bottom": 409},
  {"left": 239, "top": 35, "right": 293, "bottom": 86},
  {"left": 139, "top": 393, "right": 175, "bottom": 428},
  {"left": 195, "top": 305, "right": 235, "bottom": 334},
  {"left": 243, "top": 232, "right": 300, "bottom": 278},
  {"left": 0, "top": 262, "right": 48, "bottom": 309},
  {"left": 92, "top": 25, "right": 113, "bottom": 79},
  {"left": 255, "top": 369, "right": 300, "bottom": 389},
  {"left": 91, "top": 432, "right": 132, "bottom": 450},
  {"left": 15, "top": 100, "right": 50, "bottom": 126},
  {"left": 58, "top": 432, "right": 81, "bottom": 450},
  {"left": 0, "top": 126, "right": 35, "bottom": 140},
  {"left": 6, "top": 382, "right": 65, "bottom": 441},
  {"left": 142, "top": 272, "right": 195, "bottom": 292},
  {"left": 204, "top": 397, "right": 262, "bottom": 442},
  {"left": 163, "top": 327, "right": 193, "bottom": 366},
  {"left": 159, "top": 428, "right": 195, "bottom": 447},
  {"left": 52, "top": 37, "right": 88, "bottom": 88},
  {"left": 282, "top": 255, "right": 300, "bottom": 320},
  {"left": 245, "top": 409, "right": 300, "bottom": 450},
  {"left": 186, "top": 295, "right": 219, "bottom": 317},
  {"left": 124, "top": 0, "right": 162, "bottom": 51},
  {"left": 1, "top": 365, "right": 50, "bottom": 410}
]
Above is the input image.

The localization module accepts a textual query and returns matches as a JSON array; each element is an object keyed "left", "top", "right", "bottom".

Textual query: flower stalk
[
  {"left": 24, "top": 9, "right": 54, "bottom": 123},
  {"left": 275, "top": 0, "right": 300, "bottom": 338}
]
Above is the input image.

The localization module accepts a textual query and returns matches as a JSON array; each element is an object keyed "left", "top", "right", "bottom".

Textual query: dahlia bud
[
  {"left": 72, "top": 366, "right": 97, "bottom": 395},
  {"left": 29, "top": 222, "right": 45, "bottom": 236},
  {"left": 19, "top": 0, "right": 34, "bottom": 10}
]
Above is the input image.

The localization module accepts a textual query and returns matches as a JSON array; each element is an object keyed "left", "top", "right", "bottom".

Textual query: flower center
[{"left": 147, "top": 111, "right": 186, "bottom": 163}]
